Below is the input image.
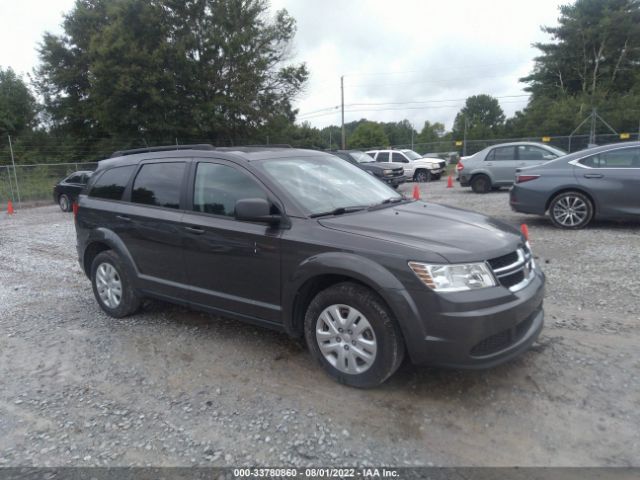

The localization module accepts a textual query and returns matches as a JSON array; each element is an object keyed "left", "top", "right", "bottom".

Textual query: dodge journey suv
[{"left": 75, "top": 145, "right": 545, "bottom": 387}]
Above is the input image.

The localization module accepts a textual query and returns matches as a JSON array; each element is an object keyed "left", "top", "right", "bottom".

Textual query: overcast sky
[{"left": 1, "top": 0, "right": 564, "bottom": 131}]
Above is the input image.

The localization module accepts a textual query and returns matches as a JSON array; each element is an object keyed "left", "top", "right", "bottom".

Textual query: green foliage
[
  {"left": 35, "top": 0, "right": 308, "bottom": 151},
  {"left": 382, "top": 120, "right": 416, "bottom": 146},
  {"left": 348, "top": 121, "right": 389, "bottom": 149},
  {"left": 452, "top": 94, "right": 505, "bottom": 140},
  {"left": 0, "top": 68, "right": 37, "bottom": 137}
]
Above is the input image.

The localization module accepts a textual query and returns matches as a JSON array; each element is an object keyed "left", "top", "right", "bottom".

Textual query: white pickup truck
[{"left": 366, "top": 149, "right": 445, "bottom": 182}]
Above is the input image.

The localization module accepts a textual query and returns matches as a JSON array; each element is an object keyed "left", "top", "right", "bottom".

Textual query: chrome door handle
[
  {"left": 116, "top": 215, "right": 131, "bottom": 222},
  {"left": 584, "top": 173, "right": 604, "bottom": 179},
  {"left": 184, "top": 226, "right": 205, "bottom": 234}
]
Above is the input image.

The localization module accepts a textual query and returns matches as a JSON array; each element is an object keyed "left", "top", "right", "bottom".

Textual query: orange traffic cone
[
  {"left": 7, "top": 201, "right": 14, "bottom": 215},
  {"left": 520, "top": 223, "right": 529, "bottom": 241},
  {"left": 447, "top": 174, "right": 453, "bottom": 188},
  {"left": 412, "top": 183, "right": 420, "bottom": 200}
]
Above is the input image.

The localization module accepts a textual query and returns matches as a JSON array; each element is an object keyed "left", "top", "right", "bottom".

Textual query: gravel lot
[{"left": 0, "top": 180, "right": 639, "bottom": 467}]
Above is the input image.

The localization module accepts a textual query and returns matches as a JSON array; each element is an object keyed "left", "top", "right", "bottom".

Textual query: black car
[
  {"left": 75, "top": 145, "right": 544, "bottom": 388},
  {"left": 332, "top": 150, "right": 406, "bottom": 188},
  {"left": 53, "top": 170, "right": 93, "bottom": 212}
]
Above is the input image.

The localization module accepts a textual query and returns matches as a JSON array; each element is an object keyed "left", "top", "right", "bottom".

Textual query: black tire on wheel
[
  {"left": 471, "top": 174, "right": 491, "bottom": 194},
  {"left": 58, "top": 194, "right": 71, "bottom": 212},
  {"left": 304, "top": 282, "right": 405, "bottom": 388},
  {"left": 414, "top": 169, "right": 431, "bottom": 183},
  {"left": 548, "top": 191, "right": 593, "bottom": 229},
  {"left": 91, "top": 250, "right": 141, "bottom": 318},
  {"left": 432, "top": 173, "right": 441, "bottom": 180}
]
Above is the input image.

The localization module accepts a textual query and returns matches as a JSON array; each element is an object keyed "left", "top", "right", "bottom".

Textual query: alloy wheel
[
  {"left": 96, "top": 262, "right": 122, "bottom": 308},
  {"left": 552, "top": 195, "right": 589, "bottom": 227}
]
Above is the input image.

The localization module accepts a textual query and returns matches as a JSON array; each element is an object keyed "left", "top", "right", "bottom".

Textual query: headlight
[
  {"left": 408, "top": 261, "right": 497, "bottom": 292},
  {"left": 383, "top": 169, "right": 393, "bottom": 175}
]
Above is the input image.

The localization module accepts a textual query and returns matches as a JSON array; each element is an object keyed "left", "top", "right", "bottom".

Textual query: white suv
[{"left": 366, "top": 149, "right": 445, "bottom": 182}]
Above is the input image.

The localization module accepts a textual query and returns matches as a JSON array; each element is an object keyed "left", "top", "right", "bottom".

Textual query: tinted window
[
  {"left": 579, "top": 148, "right": 640, "bottom": 168},
  {"left": 132, "top": 162, "right": 185, "bottom": 209},
  {"left": 89, "top": 166, "right": 135, "bottom": 200},
  {"left": 66, "top": 173, "right": 83, "bottom": 184},
  {"left": 518, "top": 145, "right": 555, "bottom": 161},
  {"left": 392, "top": 152, "right": 408, "bottom": 163},
  {"left": 376, "top": 152, "right": 389, "bottom": 162},
  {"left": 490, "top": 146, "right": 516, "bottom": 161},
  {"left": 193, "top": 163, "right": 267, "bottom": 217}
]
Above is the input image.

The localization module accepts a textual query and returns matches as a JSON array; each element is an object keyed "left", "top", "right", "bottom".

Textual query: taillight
[
  {"left": 456, "top": 162, "right": 464, "bottom": 171},
  {"left": 73, "top": 202, "right": 79, "bottom": 218},
  {"left": 516, "top": 175, "right": 540, "bottom": 183}
]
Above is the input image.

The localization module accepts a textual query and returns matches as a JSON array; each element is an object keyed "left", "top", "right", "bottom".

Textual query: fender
[
  {"left": 282, "top": 252, "right": 424, "bottom": 344},
  {"left": 82, "top": 228, "right": 139, "bottom": 284}
]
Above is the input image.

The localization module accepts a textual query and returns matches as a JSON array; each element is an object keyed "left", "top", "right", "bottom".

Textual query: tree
[
  {"left": 35, "top": 0, "right": 308, "bottom": 150},
  {"left": 348, "top": 121, "right": 389, "bottom": 149},
  {"left": 382, "top": 119, "right": 416, "bottom": 146},
  {"left": 521, "top": 0, "right": 640, "bottom": 99},
  {"left": 452, "top": 94, "right": 505, "bottom": 139},
  {"left": 0, "top": 67, "right": 37, "bottom": 137},
  {"left": 416, "top": 121, "right": 445, "bottom": 144}
]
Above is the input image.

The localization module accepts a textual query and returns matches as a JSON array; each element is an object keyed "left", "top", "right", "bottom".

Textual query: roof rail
[
  {"left": 241, "top": 144, "right": 293, "bottom": 148},
  {"left": 110, "top": 144, "right": 215, "bottom": 158}
]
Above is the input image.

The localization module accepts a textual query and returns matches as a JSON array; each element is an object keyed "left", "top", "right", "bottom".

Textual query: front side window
[
  {"left": 392, "top": 152, "right": 408, "bottom": 163},
  {"left": 490, "top": 146, "right": 517, "bottom": 161},
  {"left": 259, "top": 155, "right": 400, "bottom": 216},
  {"left": 131, "top": 162, "right": 185, "bottom": 209},
  {"left": 193, "top": 163, "right": 267, "bottom": 217},
  {"left": 579, "top": 148, "right": 640, "bottom": 169},
  {"left": 376, "top": 152, "right": 389, "bottom": 162},
  {"left": 89, "top": 165, "right": 136, "bottom": 200}
]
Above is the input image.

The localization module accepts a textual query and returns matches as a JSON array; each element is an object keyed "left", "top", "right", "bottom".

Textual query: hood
[
  {"left": 361, "top": 162, "right": 403, "bottom": 171},
  {"left": 319, "top": 201, "right": 522, "bottom": 263}
]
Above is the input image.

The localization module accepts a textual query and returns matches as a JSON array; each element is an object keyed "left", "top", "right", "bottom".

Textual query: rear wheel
[
  {"left": 58, "top": 194, "right": 71, "bottom": 212},
  {"left": 91, "top": 250, "right": 141, "bottom": 318},
  {"left": 304, "top": 282, "right": 405, "bottom": 388},
  {"left": 471, "top": 174, "right": 491, "bottom": 194},
  {"left": 549, "top": 191, "right": 593, "bottom": 229},
  {"left": 414, "top": 169, "right": 431, "bottom": 183}
]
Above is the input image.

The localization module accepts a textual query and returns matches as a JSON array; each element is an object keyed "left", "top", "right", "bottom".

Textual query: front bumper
[
  {"left": 405, "top": 268, "right": 545, "bottom": 368},
  {"left": 382, "top": 175, "right": 406, "bottom": 187}
]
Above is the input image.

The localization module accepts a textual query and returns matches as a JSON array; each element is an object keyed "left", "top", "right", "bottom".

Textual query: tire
[
  {"left": 58, "top": 194, "right": 71, "bottom": 212},
  {"left": 414, "top": 169, "right": 431, "bottom": 183},
  {"left": 91, "top": 250, "right": 141, "bottom": 318},
  {"left": 432, "top": 173, "right": 442, "bottom": 180},
  {"left": 471, "top": 174, "right": 491, "bottom": 194},
  {"left": 548, "top": 191, "right": 593, "bottom": 229},
  {"left": 304, "top": 282, "right": 405, "bottom": 388}
]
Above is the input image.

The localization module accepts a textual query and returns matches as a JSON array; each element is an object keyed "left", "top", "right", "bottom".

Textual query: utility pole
[
  {"left": 340, "top": 75, "right": 345, "bottom": 149},
  {"left": 8, "top": 135, "right": 21, "bottom": 209},
  {"left": 411, "top": 128, "right": 414, "bottom": 150},
  {"left": 463, "top": 117, "right": 469, "bottom": 156},
  {"left": 589, "top": 108, "right": 597, "bottom": 146}
]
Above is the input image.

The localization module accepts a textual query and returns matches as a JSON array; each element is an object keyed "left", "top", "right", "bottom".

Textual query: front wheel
[
  {"left": 304, "top": 282, "right": 405, "bottom": 388},
  {"left": 548, "top": 191, "right": 593, "bottom": 229},
  {"left": 414, "top": 170, "right": 431, "bottom": 183},
  {"left": 471, "top": 174, "right": 491, "bottom": 194}
]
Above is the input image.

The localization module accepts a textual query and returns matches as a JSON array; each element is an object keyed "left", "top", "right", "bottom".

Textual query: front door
[{"left": 181, "top": 161, "right": 282, "bottom": 324}]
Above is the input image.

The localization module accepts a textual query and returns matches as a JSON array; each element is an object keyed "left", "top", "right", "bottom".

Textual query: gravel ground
[{"left": 0, "top": 180, "right": 639, "bottom": 467}]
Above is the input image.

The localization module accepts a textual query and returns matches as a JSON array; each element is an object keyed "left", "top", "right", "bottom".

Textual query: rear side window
[
  {"left": 579, "top": 148, "right": 640, "bottom": 168},
  {"left": 66, "top": 173, "right": 83, "bottom": 184},
  {"left": 89, "top": 166, "right": 135, "bottom": 200},
  {"left": 132, "top": 162, "right": 185, "bottom": 209},
  {"left": 193, "top": 163, "right": 266, "bottom": 217},
  {"left": 376, "top": 152, "right": 389, "bottom": 162},
  {"left": 489, "top": 146, "right": 516, "bottom": 161}
]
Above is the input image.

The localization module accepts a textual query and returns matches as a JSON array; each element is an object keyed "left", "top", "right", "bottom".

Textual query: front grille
[
  {"left": 391, "top": 169, "right": 404, "bottom": 177},
  {"left": 487, "top": 247, "right": 534, "bottom": 292},
  {"left": 470, "top": 311, "right": 537, "bottom": 357},
  {"left": 439, "top": 161, "right": 446, "bottom": 169}
]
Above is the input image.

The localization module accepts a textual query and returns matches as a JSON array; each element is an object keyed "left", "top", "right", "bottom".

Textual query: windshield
[
  {"left": 402, "top": 150, "right": 423, "bottom": 160},
  {"left": 259, "top": 156, "right": 401, "bottom": 216},
  {"left": 350, "top": 151, "right": 375, "bottom": 163}
]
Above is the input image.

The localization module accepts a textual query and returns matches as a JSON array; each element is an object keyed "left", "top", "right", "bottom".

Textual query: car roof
[{"left": 95, "top": 146, "right": 329, "bottom": 171}]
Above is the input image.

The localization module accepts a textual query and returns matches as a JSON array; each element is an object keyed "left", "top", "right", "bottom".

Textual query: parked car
[
  {"left": 510, "top": 142, "right": 640, "bottom": 229},
  {"left": 366, "top": 149, "right": 445, "bottom": 182},
  {"left": 332, "top": 150, "right": 406, "bottom": 188},
  {"left": 76, "top": 145, "right": 544, "bottom": 387},
  {"left": 457, "top": 142, "right": 566, "bottom": 193},
  {"left": 53, "top": 170, "right": 93, "bottom": 211}
]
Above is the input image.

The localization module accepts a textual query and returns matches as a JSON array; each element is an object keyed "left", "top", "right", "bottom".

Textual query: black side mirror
[{"left": 235, "top": 198, "right": 281, "bottom": 225}]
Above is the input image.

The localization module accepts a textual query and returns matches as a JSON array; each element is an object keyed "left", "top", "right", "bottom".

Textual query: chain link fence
[{"left": 1, "top": 162, "right": 98, "bottom": 207}]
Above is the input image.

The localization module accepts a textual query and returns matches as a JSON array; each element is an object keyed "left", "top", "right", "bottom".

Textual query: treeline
[{"left": 1, "top": 0, "right": 639, "bottom": 164}]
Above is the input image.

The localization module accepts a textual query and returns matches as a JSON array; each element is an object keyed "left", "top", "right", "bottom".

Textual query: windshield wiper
[
  {"left": 310, "top": 206, "right": 367, "bottom": 218},
  {"left": 380, "top": 197, "right": 403, "bottom": 204}
]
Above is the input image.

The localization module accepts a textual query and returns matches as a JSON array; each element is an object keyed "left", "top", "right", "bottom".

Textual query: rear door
[
  {"left": 181, "top": 160, "right": 282, "bottom": 324},
  {"left": 575, "top": 146, "right": 640, "bottom": 218},
  {"left": 117, "top": 160, "right": 189, "bottom": 298},
  {"left": 485, "top": 146, "right": 518, "bottom": 184}
]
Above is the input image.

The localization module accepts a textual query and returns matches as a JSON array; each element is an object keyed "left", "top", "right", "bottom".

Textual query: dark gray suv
[{"left": 75, "top": 145, "right": 545, "bottom": 387}]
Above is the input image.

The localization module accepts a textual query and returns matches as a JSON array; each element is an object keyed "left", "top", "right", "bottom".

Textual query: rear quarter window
[{"left": 89, "top": 165, "right": 136, "bottom": 200}]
